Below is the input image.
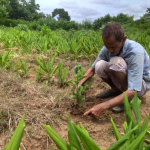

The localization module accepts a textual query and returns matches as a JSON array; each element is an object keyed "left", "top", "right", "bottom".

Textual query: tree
[
  {"left": 93, "top": 14, "right": 112, "bottom": 30},
  {"left": 52, "top": 8, "right": 71, "bottom": 21},
  {"left": 112, "top": 13, "right": 134, "bottom": 24},
  {"left": 7, "top": 0, "right": 42, "bottom": 21},
  {"left": 0, "top": 0, "right": 9, "bottom": 18}
]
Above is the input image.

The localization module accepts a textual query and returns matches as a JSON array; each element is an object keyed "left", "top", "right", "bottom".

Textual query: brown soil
[{"left": 0, "top": 54, "right": 149, "bottom": 150}]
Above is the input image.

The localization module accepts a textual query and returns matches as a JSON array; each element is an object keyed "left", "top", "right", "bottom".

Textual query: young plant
[
  {"left": 17, "top": 56, "right": 31, "bottom": 78},
  {"left": 71, "top": 86, "right": 86, "bottom": 107},
  {"left": 34, "top": 66, "right": 44, "bottom": 82},
  {"left": 43, "top": 91, "right": 150, "bottom": 150},
  {"left": 36, "top": 55, "right": 58, "bottom": 83},
  {"left": 108, "top": 91, "right": 150, "bottom": 150},
  {"left": 57, "top": 61, "right": 72, "bottom": 87},
  {"left": 72, "top": 64, "right": 86, "bottom": 88},
  {"left": 0, "top": 50, "right": 13, "bottom": 69},
  {"left": 43, "top": 117, "right": 101, "bottom": 150}
]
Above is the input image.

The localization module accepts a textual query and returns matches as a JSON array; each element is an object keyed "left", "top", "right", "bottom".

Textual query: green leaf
[
  {"left": 67, "top": 118, "right": 83, "bottom": 150},
  {"left": 144, "top": 145, "right": 150, "bottom": 150},
  {"left": 111, "top": 118, "right": 121, "bottom": 140},
  {"left": 124, "top": 125, "right": 148, "bottom": 150},
  {"left": 4, "top": 114, "right": 25, "bottom": 150},
  {"left": 62, "top": 66, "right": 69, "bottom": 79},
  {"left": 73, "top": 123, "right": 101, "bottom": 150},
  {"left": 123, "top": 93, "right": 135, "bottom": 126},
  {"left": 43, "top": 124, "right": 70, "bottom": 150},
  {"left": 80, "top": 124, "right": 89, "bottom": 136},
  {"left": 130, "top": 90, "right": 141, "bottom": 123},
  {"left": 107, "top": 123, "right": 140, "bottom": 150}
]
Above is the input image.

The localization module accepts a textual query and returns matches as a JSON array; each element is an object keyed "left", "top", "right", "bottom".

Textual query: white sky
[{"left": 36, "top": 0, "right": 150, "bottom": 22}]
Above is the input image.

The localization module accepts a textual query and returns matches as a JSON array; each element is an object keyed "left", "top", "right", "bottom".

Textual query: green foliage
[
  {"left": 17, "top": 56, "right": 31, "bottom": 77},
  {"left": 0, "top": 50, "right": 12, "bottom": 69},
  {"left": 56, "top": 61, "right": 72, "bottom": 87},
  {"left": 108, "top": 91, "right": 150, "bottom": 150},
  {"left": 43, "top": 118, "right": 100, "bottom": 150},
  {"left": 0, "top": 0, "right": 9, "bottom": 18},
  {"left": 35, "top": 55, "right": 58, "bottom": 83},
  {"left": 15, "top": 24, "right": 29, "bottom": 31},
  {"left": 52, "top": 8, "right": 71, "bottom": 21},
  {"left": 4, "top": 114, "right": 25, "bottom": 150},
  {"left": 71, "top": 86, "right": 86, "bottom": 107},
  {"left": 40, "top": 24, "right": 51, "bottom": 36},
  {"left": 72, "top": 64, "right": 86, "bottom": 88}
]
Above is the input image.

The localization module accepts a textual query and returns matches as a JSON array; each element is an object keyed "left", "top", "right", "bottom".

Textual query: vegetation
[
  {"left": 1, "top": 2, "right": 150, "bottom": 149},
  {"left": 3, "top": 92, "right": 150, "bottom": 150}
]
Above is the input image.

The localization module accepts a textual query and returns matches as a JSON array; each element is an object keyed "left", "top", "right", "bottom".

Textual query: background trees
[
  {"left": 52, "top": 8, "right": 71, "bottom": 21},
  {"left": 0, "top": 0, "right": 9, "bottom": 18},
  {"left": 0, "top": 1, "right": 149, "bottom": 31}
]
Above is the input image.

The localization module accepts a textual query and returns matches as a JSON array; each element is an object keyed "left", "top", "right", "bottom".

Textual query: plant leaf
[
  {"left": 4, "top": 114, "right": 25, "bottom": 150},
  {"left": 43, "top": 124, "right": 70, "bottom": 150},
  {"left": 73, "top": 123, "right": 101, "bottom": 150},
  {"left": 67, "top": 118, "right": 83, "bottom": 150}
]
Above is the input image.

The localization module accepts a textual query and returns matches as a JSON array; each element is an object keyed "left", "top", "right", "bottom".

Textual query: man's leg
[{"left": 95, "top": 59, "right": 123, "bottom": 98}]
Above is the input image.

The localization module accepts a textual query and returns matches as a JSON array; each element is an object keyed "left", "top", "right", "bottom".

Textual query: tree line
[{"left": 0, "top": 0, "right": 150, "bottom": 31}]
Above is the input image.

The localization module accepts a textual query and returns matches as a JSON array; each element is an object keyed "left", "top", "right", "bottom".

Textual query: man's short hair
[{"left": 102, "top": 23, "right": 124, "bottom": 42}]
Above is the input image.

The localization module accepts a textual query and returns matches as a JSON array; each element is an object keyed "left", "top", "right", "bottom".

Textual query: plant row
[{"left": 3, "top": 92, "right": 150, "bottom": 150}]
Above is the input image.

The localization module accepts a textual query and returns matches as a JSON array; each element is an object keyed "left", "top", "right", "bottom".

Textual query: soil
[{"left": 0, "top": 51, "right": 149, "bottom": 150}]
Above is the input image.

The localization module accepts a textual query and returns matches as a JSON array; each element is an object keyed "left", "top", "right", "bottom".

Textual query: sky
[{"left": 36, "top": 0, "right": 150, "bottom": 22}]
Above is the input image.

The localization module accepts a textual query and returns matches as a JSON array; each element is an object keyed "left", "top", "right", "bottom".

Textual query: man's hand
[{"left": 83, "top": 103, "right": 109, "bottom": 117}]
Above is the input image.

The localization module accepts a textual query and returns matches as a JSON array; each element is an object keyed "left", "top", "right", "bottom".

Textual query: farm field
[{"left": 0, "top": 26, "right": 150, "bottom": 150}]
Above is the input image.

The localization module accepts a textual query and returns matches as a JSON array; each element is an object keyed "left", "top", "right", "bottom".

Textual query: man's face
[{"left": 103, "top": 36, "right": 126, "bottom": 55}]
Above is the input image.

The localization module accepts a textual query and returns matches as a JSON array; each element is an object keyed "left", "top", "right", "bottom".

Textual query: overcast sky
[{"left": 36, "top": 0, "right": 150, "bottom": 22}]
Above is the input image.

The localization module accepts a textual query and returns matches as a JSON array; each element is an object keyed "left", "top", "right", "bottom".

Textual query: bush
[
  {"left": 15, "top": 24, "right": 29, "bottom": 31},
  {"left": 0, "top": 18, "right": 29, "bottom": 27}
]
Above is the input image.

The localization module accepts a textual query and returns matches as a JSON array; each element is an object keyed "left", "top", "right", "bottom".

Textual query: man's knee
[
  {"left": 109, "top": 57, "right": 127, "bottom": 72},
  {"left": 95, "top": 60, "right": 109, "bottom": 78}
]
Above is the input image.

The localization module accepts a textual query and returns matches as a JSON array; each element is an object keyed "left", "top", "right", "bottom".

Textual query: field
[{"left": 0, "top": 26, "right": 150, "bottom": 150}]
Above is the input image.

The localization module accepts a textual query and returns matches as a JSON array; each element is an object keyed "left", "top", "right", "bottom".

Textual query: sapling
[
  {"left": 0, "top": 50, "right": 12, "bottom": 69},
  {"left": 72, "top": 64, "right": 86, "bottom": 89},
  {"left": 56, "top": 61, "right": 72, "bottom": 87},
  {"left": 18, "top": 56, "right": 31, "bottom": 77},
  {"left": 36, "top": 55, "right": 58, "bottom": 83},
  {"left": 71, "top": 86, "right": 86, "bottom": 107}
]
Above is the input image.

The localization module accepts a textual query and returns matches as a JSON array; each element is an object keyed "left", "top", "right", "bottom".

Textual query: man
[{"left": 76, "top": 23, "right": 150, "bottom": 117}]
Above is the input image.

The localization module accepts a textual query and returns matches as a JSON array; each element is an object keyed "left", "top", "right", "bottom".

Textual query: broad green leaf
[
  {"left": 130, "top": 90, "right": 141, "bottom": 123},
  {"left": 36, "top": 58, "right": 46, "bottom": 72},
  {"left": 124, "top": 126, "right": 148, "bottom": 150},
  {"left": 43, "top": 124, "right": 70, "bottom": 150},
  {"left": 4, "top": 114, "right": 25, "bottom": 150},
  {"left": 80, "top": 124, "right": 89, "bottom": 136},
  {"left": 73, "top": 123, "right": 101, "bottom": 150},
  {"left": 67, "top": 118, "right": 83, "bottom": 150},
  {"left": 111, "top": 118, "right": 121, "bottom": 140},
  {"left": 123, "top": 122, "right": 128, "bottom": 134},
  {"left": 107, "top": 123, "right": 140, "bottom": 150},
  {"left": 123, "top": 93, "right": 135, "bottom": 126},
  {"left": 144, "top": 145, "right": 150, "bottom": 150},
  {"left": 62, "top": 66, "right": 69, "bottom": 79},
  {"left": 137, "top": 115, "right": 149, "bottom": 150}
]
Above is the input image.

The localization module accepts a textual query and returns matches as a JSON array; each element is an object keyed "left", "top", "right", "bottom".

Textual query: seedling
[
  {"left": 18, "top": 56, "right": 31, "bottom": 77},
  {"left": 57, "top": 61, "right": 72, "bottom": 87},
  {"left": 0, "top": 50, "right": 13, "bottom": 69},
  {"left": 71, "top": 86, "right": 86, "bottom": 107},
  {"left": 34, "top": 66, "right": 44, "bottom": 82},
  {"left": 72, "top": 64, "right": 86, "bottom": 88},
  {"left": 36, "top": 55, "right": 58, "bottom": 83}
]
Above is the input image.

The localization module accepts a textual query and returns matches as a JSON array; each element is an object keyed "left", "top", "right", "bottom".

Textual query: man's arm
[
  {"left": 84, "top": 89, "right": 135, "bottom": 117},
  {"left": 76, "top": 67, "right": 95, "bottom": 89}
]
